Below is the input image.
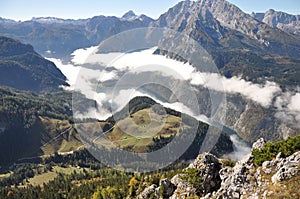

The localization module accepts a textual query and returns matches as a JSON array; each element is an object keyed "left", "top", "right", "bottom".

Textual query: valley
[{"left": 0, "top": 0, "right": 299, "bottom": 198}]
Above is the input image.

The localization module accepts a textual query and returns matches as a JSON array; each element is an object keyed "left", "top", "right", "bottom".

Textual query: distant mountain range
[
  {"left": 0, "top": 1, "right": 299, "bottom": 59},
  {"left": 252, "top": 9, "right": 300, "bottom": 35},
  {"left": 0, "top": 11, "right": 154, "bottom": 58}
]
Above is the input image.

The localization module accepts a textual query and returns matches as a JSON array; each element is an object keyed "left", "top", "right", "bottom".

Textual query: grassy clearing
[
  {"left": 27, "top": 166, "right": 89, "bottom": 187},
  {"left": 40, "top": 117, "right": 82, "bottom": 155},
  {"left": 0, "top": 171, "right": 12, "bottom": 179},
  {"left": 28, "top": 172, "right": 57, "bottom": 186},
  {"left": 53, "top": 166, "right": 89, "bottom": 175}
]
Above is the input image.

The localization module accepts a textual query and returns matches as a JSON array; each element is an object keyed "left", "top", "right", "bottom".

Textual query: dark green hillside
[
  {"left": 0, "top": 87, "right": 82, "bottom": 166},
  {"left": 0, "top": 36, "right": 68, "bottom": 92},
  {"left": 213, "top": 50, "right": 300, "bottom": 87}
]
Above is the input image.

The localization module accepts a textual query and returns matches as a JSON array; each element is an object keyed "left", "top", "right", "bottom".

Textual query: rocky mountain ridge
[
  {"left": 1, "top": 0, "right": 300, "bottom": 58},
  {"left": 149, "top": 0, "right": 300, "bottom": 144},
  {"left": 252, "top": 9, "right": 300, "bottom": 35},
  {"left": 0, "top": 11, "right": 154, "bottom": 58},
  {"left": 137, "top": 136, "right": 300, "bottom": 198},
  {"left": 152, "top": 0, "right": 300, "bottom": 58}
]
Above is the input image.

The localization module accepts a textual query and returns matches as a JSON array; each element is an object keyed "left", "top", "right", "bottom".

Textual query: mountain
[
  {"left": 1, "top": 1, "right": 299, "bottom": 59},
  {"left": 122, "top": 10, "right": 138, "bottom": 20},
  {"left": 31, "top": 17, "right": 87, "bottom": 25},
  {"left": 151, "top": 0, "right": 300, "bottom": 87},
  {"left": 121, "top": 10, "right": 154, "bottom": 22},
  {"left": 0, "top": 0, "right": 298, "bottom": 156},
  {"left": 252, "top": 9, "right": 300, "bottom": 35},
  {"left": 77, "top": 96, "right": 234, "bottom": 169},
  {"left": 152, "top": 0, "right": 300, "bottom": 58},
  {"left": 149, "top": 0, "right": 300, "bottom": 143},
  {"left": 0, "top": 12, "right": 154, "bottom": 58},
  {"left": 0, "top": 36, "right": 68, "bottom": 92}
]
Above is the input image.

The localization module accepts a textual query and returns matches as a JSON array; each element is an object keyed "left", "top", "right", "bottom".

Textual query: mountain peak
[
  {"left": 122, "top": 10, "right": 137, "bottom": 20},
  {"left": 252, "top": 9, "right": 300, "bottom": 35},
  {"left": 267, "top": 9, "right": 275, "bottom": 13}
]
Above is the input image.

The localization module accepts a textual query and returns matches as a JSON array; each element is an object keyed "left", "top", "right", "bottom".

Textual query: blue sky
[{"left": 0, "top": 0, "right": 299, "bottom": 21}]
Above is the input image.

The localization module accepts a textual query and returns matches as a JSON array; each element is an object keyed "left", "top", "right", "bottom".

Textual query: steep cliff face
[{"left": 224, "top": 95, "right": 298, "bottom": 143}]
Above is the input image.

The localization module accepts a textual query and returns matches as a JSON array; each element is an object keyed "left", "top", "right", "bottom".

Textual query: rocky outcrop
[
  {"left": 137, "top": 184, "right": 157, "bottom": 199},
  {"left": 159, "top": 179, "right": 177, "bottom": 198},
  {"left": 187, "top": 153, "right": 222, "bottom": 195},
  {"left": 137, "top": 137, "right": 300, "bottom": 199},
  {"left": 214, "top": 155, "right": 256, "bottom": 198},
  {"left": 137, "top": 153, "right": 223, "bottom": 198},
  {"left": 170, "top": 153, "right": 223, "bottom": 198},
  {"left": 252, "top": 138, "right": 265, "bottom": 150},
  {"left": 213, "top": 141, "right": 300, "bottom": 198},
  {"left": 271, "top": 151, "right": 300, "bottom": 184},
  {"left": 137, "top": 178, "right": 176, "bottom": 199},
  {"left": 137, "top": 153, "right": 223, "bottom": 199}
]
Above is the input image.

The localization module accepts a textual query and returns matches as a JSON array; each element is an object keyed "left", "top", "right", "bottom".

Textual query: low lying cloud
[
  {"left": 190, "top": 72, "right": 281, "bottom": 107},
  {"left": 73, "top": 47, "right": 282, "bottom": 108},
  {"left": 48, "top": 58, "right": 80, "bottom": 86},
  {"left": 51, "top": 47, "right": 299, "bottom": 131},
  {"left": 47, "top": 57, "right": 116, "bottom": 120},
  {"left": 275, "top": 91, "right": 300, "bottom": 128},
  {"left": 223, "top": 134, "right": 251, "bottom": 161},
  {"left": 71, "top": 46, "right": 98, "bottom": 65}
]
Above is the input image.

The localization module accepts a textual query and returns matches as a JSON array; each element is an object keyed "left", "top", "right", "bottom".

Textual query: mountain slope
[
  {"left": 79, "top": 96, "right": 233, "bottom": 164},
  {"left": 152, "top": 0, "right": 300, "bottom": 57},
  {"left": 0, "top": 86, "right": 84, "bottom": 166},
  {"left": 148, "top": 0, "right": 300, "bottom": 144},
  {"left": 252, "top": 9, "right": 300, "bottom": 35},
  {"left": 151, "top": 0, "right": 300, "bottom": 87},
  {"left": 0, "top": 90, "right": 233, "bottom": 167},
  {"left": 0, "top": 36, "right": 68, "bottom": 92}
]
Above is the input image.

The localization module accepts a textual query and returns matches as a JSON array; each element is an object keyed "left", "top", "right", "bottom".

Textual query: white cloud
[
  {"left": 288, "top": 93, "right": 300, "bottom": 112},
  {"left": 275, "top": 92, "right": 300, "bottom": 128},
  {"left": 193, "top": 74, "right": 281, "bottom": 108},
  {"left": 47, "top": 58, "right": 80, "bottom": 86},
  {"left": 74, "top": 107, "right": 111, "bottom": 120},
  {"left": 73, "top": 47, "right": 282, "bottom": 108},
  {"left": 71, "top": 46, "right": 99, "bottom": 65},
  {"left": 223, "top": 134, "right": 251, "bottom": 161},
  {"left": 58, "top": 46, "right": 300, "bottom": 129}
]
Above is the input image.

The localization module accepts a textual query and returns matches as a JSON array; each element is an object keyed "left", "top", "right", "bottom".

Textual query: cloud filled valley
[
  {"left": 49, "top": 47, "right": 300, "bottom": 130},
  {"left": 46, "top": 46, "right": 300, "bottom": 160}
]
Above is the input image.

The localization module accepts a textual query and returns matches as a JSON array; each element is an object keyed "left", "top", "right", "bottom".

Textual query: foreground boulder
[{"left": 271, "top": 151, "right": 300, "bottom": 184}]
